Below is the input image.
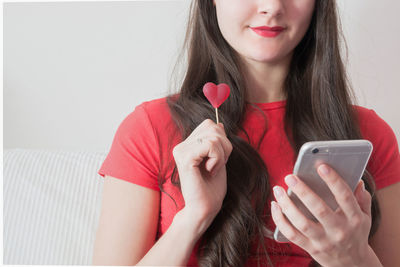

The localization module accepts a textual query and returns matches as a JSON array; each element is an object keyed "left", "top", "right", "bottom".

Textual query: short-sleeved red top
[{"left": 98, "top": 97, "right": 400, "bottom": 266}]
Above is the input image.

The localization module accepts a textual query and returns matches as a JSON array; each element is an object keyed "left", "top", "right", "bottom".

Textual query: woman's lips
[{"left": 250, "top": 26, "right": 285, "bottom": 38}]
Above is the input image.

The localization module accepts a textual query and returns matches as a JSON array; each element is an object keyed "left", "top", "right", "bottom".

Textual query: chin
[{"left": 251, "top": 54, "right": 282, "bottom": 64}]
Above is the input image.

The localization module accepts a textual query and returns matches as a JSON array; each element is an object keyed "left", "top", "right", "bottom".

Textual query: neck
[{"left": 241, "top": 52, "right": 292, "bottom": 103}]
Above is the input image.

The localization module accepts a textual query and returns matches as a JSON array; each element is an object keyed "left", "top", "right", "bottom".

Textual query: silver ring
[{"left": 196, "top": 138, "right": 203, "bottom": 144}]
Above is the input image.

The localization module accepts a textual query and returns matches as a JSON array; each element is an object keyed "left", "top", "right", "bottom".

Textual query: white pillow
[{"left": 3, "top": 149, "right": 106, "bottom": 265}]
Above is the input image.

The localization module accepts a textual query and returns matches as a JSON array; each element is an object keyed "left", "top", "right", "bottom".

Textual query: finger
[
  {"left": 195, "top": 119, "right": 231, "bottom": 161},
  {"left": 317, "top": 164, "right": 362, "bottom": 220},
  {"left": 188, "top": 135, "right": 222, "bottom": 169},
  {"left": 201, "top": 133, "right": 232, "bottom": 164},
  {"left": 204, "top": 138, "right": 225, "bottom": 173},
  {"left": 191, "top": 119, "right": 225, "bottom": 142},
  {"left": 200, "top": 135, "right": 230, "bottom": 168},
  {"left": 355, "top": 180, "right": 372, "bottom": 217},
  {"left": 205, "top": 157, "right": 218, "bottom": 173},
  {"left": 213, "top": 135, "right": 232, "bottom": 164},
  {"left": 190, "top": 119, "right": 215, "bottom": 136},
  {"left": 213, "top": 123, "right": 233, "bottom": 163},
  {"left": 271, "top": 201, "right": 313, "bottom": 250},
  {"left": 273, "top": 185, "right": 324, "bottom": 240},
  {"left": 283, "top": 174, "right": 340, "bottom": 230}
]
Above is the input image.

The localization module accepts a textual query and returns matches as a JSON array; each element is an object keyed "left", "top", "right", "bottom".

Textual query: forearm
[{"left": 136, "top": 208, "right": 207, "bottom": 266}]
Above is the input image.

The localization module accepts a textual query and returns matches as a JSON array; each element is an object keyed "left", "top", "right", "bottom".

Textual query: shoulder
[
  {"left": 352, "top": 104, "right": 400, "bottom": 190},
  {"left": 114, "top": 95, "right": 178, "bottom": 140},
  {"left": 137, "top": 95, "right": 179, "bottom": 133},
  {"left": 140, "top": 95, "right": 174, "bottom": 120},
  {"left": 351, "top": 104, "right": 374, "bottom": 125},
  {"left": 351, "top": 104, "right": 397, "bottom": 143},
  {"left": 134, "top": 95, "right": 182, "bottom": 146}
]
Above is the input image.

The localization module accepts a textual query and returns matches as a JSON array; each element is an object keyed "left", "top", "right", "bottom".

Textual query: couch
[{"left": 3, "top": 148, "right": 106, "bottom": 265}]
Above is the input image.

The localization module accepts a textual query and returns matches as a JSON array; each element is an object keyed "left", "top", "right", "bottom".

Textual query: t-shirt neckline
[{"left": 246, "top": 99, "right": 287, "bottom": 110}]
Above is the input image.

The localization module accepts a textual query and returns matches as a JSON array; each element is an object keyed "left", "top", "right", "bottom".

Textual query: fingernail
[
  {"left": 361, "top": 180, "right": 366, "bottom": 191},
  {"left": 273, "top": 186, "right": 284, "bottom": 198},
  {"left": 285, "top": 175, "right": 297, "bottom": 187},
  {"left": 319, "top": 164, "right": 329, "bottom": 175}
]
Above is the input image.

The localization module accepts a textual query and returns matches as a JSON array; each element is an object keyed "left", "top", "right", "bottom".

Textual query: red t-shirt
[{"left": 98, "top": 97, "right": 400, "bottom": 266}]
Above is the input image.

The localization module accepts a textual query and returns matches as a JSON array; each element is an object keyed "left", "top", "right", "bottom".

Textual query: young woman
[{"left": 93, "top": 0, "right": 400, "bottom": 266}]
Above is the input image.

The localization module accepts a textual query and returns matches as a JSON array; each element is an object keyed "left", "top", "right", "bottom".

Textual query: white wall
[
  {"left": 337, "top": 1, "right": 400, "bottom": 139},
  {"left": 4, "top": 1, "right": 400, "bottom": 151},
  {"left": 4, "top": 1, "right": 191, "bottom": 151}
]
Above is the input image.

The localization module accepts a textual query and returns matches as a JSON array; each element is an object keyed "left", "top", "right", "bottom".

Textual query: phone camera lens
[{"left": 312, "top": 148, "right": 319, "bottom": 154}]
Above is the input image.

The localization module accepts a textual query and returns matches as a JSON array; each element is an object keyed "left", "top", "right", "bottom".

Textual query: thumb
[
  {"left": 206, "top": 157, "right": 218, "bottom": 173},
  {"left": 355, "top": 180, "right": 372, "bottom": 217}
]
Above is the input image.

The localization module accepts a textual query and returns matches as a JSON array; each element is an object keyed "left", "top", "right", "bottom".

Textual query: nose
[{"left": 258, "top": 0, "right": 284, "bottom": 17}]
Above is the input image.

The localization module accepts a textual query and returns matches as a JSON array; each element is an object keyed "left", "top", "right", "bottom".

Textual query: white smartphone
[{"left": 273, "top": 139, "right": 373, "bottom": 243}]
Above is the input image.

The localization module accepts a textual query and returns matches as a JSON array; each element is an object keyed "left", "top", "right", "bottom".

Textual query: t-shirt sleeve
[
  {"left": 98, "top": 103, "right": 161, "bottom": 192},
  {"left": 364, "top": 109, "right": 400, "bottom": 190}
]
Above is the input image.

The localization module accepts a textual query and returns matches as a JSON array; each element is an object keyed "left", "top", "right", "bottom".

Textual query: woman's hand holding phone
[
  {"left": 270, "top": 163, "right": 380, "bottom": 266},
  {"left": 172, "top": 119, "right": 233, "bottom": 236}
]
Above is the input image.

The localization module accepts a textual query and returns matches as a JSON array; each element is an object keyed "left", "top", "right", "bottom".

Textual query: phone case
[{"left": 273, "top": 139, "right": 373, "bottom": 243}]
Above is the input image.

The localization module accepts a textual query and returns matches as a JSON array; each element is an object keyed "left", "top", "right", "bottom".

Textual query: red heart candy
[{"left": 202, "top": 82, "right": 230, "bottom": 108}]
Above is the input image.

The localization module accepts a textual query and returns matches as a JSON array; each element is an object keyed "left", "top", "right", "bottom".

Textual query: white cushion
[{"left": 3, "top": 149, "right": 106, "bottom": 265}]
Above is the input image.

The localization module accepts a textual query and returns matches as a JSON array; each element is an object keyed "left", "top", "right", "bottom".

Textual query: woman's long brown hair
[{"left": 156, "top": 0, "right": 381, "bottom": 266}]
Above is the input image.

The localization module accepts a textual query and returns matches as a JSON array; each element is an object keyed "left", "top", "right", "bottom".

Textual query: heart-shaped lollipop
[
  {"left": 203, "top": 82, "right": 230, "bottom": 108},
  {"left": 203, "top": 82, "right": 230, "bottom": 123}
]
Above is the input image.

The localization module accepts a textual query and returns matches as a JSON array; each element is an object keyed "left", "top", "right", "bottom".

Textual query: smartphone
[{"left": 273, "top": 139, "right": 373, "bottom": 243}]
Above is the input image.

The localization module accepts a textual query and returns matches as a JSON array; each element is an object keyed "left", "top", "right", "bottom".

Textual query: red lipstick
[{"left": 250, "top": 26, "right": 285, "bottom": 38}]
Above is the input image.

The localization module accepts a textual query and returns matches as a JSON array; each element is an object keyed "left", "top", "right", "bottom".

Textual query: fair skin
[
  {"left": 214, "top": 0, "right": 400, "bottom": 266},
  {"left": 93, "top": 121, "right": 232, "bottom": 266},
  {"left": 214, "top": 0, "right": 314, "bottom": 103},
  {"left": 93, "top": 1, "right": 399, "bottom": 266}
]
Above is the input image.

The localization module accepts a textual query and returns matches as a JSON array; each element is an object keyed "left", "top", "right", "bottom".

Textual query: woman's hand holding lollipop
[{"left": 172, "top": 82, "right": 231, "bottom": 236}]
